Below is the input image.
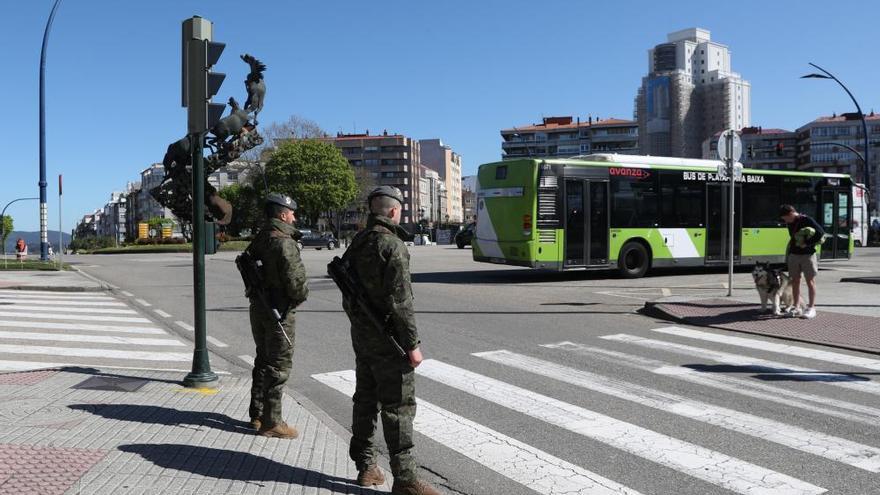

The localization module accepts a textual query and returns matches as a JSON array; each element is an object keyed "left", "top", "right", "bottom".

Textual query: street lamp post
[
  {"left": 801, "top": 62, "right": 871, "bottom": 201},
  {"left": 39, "top": 0, "right": 64, "bottom": 261},
  {"left": 2, "top": 197, "right": 40, "bottom": 269}
]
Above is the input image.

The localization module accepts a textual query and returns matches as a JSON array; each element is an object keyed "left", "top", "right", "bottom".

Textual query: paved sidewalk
[
  {"left": 0, "top": 269, "right": 103, "bottom": 292},
  {"left": 0, "top": 367, "right": 391, "bottom": 495},
  {"left": 645, "top": 298, "right": 880, "bottom": 355}
]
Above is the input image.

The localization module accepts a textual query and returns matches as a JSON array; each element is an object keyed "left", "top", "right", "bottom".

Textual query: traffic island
[{"left": 644, "top": 297, "right": 880, "bottom": 355}]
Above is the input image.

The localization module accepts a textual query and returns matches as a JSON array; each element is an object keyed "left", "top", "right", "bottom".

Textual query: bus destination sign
[{"left": 682, "top": 171, "right": 765, "bottom": 183}]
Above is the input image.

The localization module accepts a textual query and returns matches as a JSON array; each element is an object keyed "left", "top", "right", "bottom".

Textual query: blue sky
[{"left": 3, "top": 0, "right": 878, "bottom": 232}]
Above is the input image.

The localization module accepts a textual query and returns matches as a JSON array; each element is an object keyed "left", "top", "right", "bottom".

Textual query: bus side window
[
  {"left": 659, "top": 172, "right": 703, "bottom": 227},
  {"left": 744, "top": 184, "right": 783, "bottom": 227},
  {"left": 611, "top": 174, "right": 659, "bottom": 228}
]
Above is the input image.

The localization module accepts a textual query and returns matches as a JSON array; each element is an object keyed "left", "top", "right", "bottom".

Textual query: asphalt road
[{"left": 70, "top": 246, "right": 880, "bottom": 495}]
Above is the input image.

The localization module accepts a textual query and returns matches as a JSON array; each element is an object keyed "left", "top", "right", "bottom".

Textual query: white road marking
[
  {"left": 0, "top": 330, "right": 184, "bottom": 347},
  {"left": 0, "top": 298, "right": 125, "bottom": 307},
  {"left": 661, "top": 288, "right": 672, "bottom": 297},
  {"left": 175, "top": 321, "right": 194, "bottom": 332},
  {"left": 823, "top": 267, "right": 873, "bottom": 273},
  {"left": 0, "top": 311, "right": 150, "bottom": 323},
  {"left": 475, "top": 350, "right": 880, "bottom": 472},
  {"left": 238, "top": 354, "right": 254, "bottom": 366},
  {"left": 153, "top": 309, "right": 171, "bottom": 318},
  {"left": 314, "top": 370, "right": 645, "bottom": 495},
  {"left": 135, "top": 298, "right": 152, "bottom": 307},
  {"left": 417, "top": 360, "right": 825, "bottom": 495},
  {"left": 0, "top": 320, "right": 166, "bottom": 335},
  {"left": 0, "top": 290, "right": 113, "bottom": 300},
  {"left": 0, "top": 359, "right": 229, "bottom": 374},
  {"left": 121, "top": 291, "right": 134, "bottom": 297},
  {"left": 543, "top": 341, "right": 880, "bottom": 427},
  {"left": 0, "top": 344, "right": 191, "bottom": 362},
  {"left": 206, "top": 336, "right": 228, "bottom": 348},
  {"left": 652, "top": 326, "right": 880, "bottom": 371},
  {"left": 600, "top": 334, "right": 880, "bottom": 396},
  {"left": 0, "top": 304, "right": 137, "bottom": 315}
]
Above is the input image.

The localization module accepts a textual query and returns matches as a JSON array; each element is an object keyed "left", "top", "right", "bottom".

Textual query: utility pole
[
  {"left": 181, "top": 16, "right": 226, "bottom": 388},
  {"left": 726, "top": 131, "right": 735, "bottom": 297},
  {"left": 39, "top": 0, "right": 64, "bottom": 261}
]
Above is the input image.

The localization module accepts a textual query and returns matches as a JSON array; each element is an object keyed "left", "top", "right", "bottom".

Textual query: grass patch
[
  {"left": 84, "top": 240, "right": 250, "bottom": 254},
  {"left": 0, "top": 259, "right": 72, "bottom": 271}
]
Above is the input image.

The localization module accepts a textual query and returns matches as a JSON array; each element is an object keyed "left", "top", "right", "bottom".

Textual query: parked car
[
  {"left": 298, "top": 229, "right": 338, "bottom": 250},
  {"left": 454, "top": 223, "right": 475, "bottom": 249}
]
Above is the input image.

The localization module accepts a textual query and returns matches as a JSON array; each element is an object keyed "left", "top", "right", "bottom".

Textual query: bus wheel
[{"left": 618, "top": 242, "right": 650, "bottom": 278}]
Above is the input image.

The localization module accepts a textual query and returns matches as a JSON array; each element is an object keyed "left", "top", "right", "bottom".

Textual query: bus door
[
  {"left": 705, "top": 183, "right": 742, "bottom": 263},
  {"left": 819, "top": 188, "right": 851, "bottom": 260},
  {"left": 564, "top": 180, "right": 609, "bottom": 267}
]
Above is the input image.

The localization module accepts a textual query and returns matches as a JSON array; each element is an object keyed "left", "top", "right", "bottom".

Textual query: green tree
[
  {"left": 264, "top": 140, "right": 357, "bottom": 226},
  {"left": 1, "top": 215, "right": 12, "bottom": 250},
  {"left": 218, "top": 182, "right": 262, "bottom": 237}
]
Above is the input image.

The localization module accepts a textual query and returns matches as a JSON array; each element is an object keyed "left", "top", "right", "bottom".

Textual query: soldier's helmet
[
  {"left": 265, "top": 193, "right": 297, "bottom": 211},
  {"left": 367, "top": 186, "right": 404, "bottom": 205}
]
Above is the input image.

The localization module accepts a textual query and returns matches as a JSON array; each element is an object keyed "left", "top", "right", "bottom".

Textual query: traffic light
[
  {"left": 775, "top": 142, "right": 784, "bottom": 157},
  {"left": 183, "top": 17, "right": 226, "bottom": 134},
  {"left": 746, "top": 145, "right": 754, "bottom": 159}
]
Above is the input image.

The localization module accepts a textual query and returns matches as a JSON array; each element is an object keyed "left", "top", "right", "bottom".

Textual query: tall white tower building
[{"left": 636, "top": 28, "right": 751, "bottom": 158}]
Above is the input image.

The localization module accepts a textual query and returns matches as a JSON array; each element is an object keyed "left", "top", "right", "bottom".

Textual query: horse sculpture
[{"left": 151, "top": 54, "right": 267, "bottom": 227}]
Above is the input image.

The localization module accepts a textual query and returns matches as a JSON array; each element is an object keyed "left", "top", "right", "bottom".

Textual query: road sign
[{"left": 717, "top": 130, "right": 742, "bottom": 162}]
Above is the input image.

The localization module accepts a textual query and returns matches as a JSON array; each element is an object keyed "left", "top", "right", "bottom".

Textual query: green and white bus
[{"left": 472, "top": 154, "right": 854, "bottom": 278}]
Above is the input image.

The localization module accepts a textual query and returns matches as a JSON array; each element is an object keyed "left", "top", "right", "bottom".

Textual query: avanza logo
[{"left": 609, "top": 167, "right": 651, "bottom": 179}]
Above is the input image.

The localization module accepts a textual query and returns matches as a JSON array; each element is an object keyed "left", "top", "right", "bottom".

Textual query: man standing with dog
[{"left": 780, "top": 204, "right": 825, "bottom": 319}]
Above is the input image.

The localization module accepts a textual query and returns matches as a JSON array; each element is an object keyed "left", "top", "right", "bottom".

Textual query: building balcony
[{"left": 380, "top": 151, "right": 409, "bottom": 160}]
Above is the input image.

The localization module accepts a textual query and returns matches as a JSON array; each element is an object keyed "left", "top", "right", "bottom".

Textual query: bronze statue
[{"left": 151, "top": 55, "right": 267, "bottom": 226}]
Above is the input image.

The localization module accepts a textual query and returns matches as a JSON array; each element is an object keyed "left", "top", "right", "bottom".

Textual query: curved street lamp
[
  {"left": 39, "top": 0, "right": 64, "bottom": 261},
  {"left": 2, "top": 197, "right": 40, "bottom": 269},
  {"left": 801, "top": 62, "right": 871, "bottom": 194}
]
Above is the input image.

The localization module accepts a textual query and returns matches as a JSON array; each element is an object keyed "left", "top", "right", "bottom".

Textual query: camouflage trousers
[
  {"left": 350, "top": 352, "right": 417, "bottom": 482},
  {"left": 248, "top": 302, "right": 295, "bottom": 426}
]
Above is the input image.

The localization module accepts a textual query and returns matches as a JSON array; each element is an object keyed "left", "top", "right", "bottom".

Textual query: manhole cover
[
  {"left": 0, "top": 397, "right": 91, "bottom": 428},
  {"left": 72, "top": 376, "right": 148, "bottom": 392}
]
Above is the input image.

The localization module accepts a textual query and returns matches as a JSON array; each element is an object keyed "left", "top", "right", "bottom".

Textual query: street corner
[{"left": 644, "top": 296, "right": 880, "bottom": 355}]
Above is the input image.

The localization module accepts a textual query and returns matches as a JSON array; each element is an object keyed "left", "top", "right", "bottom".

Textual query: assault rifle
[
  {"left": 327, "top": 255, "right": 407, "bottom": 358},
  {"left": 235, "top": 250, "right": 292, "bottom": 347}
]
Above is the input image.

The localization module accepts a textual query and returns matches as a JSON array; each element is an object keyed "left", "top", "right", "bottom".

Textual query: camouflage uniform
[
  {"left": 247, "top": 217, "right": 309, "bottom": 427},
  {"left": 342, "top": 214, "right": 420, "bottom": 483}
]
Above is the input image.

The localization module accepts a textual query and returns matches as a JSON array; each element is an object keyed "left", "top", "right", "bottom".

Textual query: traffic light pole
[{"left": 183, "top": 131, "right": 218, "bottom": 388}]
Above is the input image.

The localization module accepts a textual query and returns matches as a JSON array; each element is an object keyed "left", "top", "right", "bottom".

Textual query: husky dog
[{"left": 752, "top": 263, "right": 798, "bottom": 315}]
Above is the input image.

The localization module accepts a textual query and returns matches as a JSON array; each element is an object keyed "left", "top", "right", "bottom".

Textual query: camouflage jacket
[
  {"left": 249, "top": 218, "right": 309, "bottom": 310},
  {"left": 342, "top": 215, "right": 419, "bottom": 353}
]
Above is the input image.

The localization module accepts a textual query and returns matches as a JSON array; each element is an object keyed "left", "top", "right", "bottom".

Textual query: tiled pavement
[
  {"left": 0, "top": 369, "right": 391, "bottom": 495},
  {"left": 645, "top": 298, "right": 880, "bottom": 354}
]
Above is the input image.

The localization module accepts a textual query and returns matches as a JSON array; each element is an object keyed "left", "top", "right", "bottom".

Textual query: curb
[
  {"left": 642, "top": 299, "right": 880, "bottom": 356},
  {"left": 0, "top": 285, "right": 104, "bottom": 293},
  {"left": 840, "top": 276, "right": 880, "bottom": 285}
]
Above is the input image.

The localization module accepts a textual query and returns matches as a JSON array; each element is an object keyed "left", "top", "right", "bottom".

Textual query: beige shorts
[{"left": 788, "top": 253, "right": 818, "bottom": 279}]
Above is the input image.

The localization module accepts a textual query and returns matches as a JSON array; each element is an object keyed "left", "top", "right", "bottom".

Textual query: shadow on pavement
[
  {"left": 117, "top": 444, "right": 385, "bottom": 494},
  {"left": 412, "top": 265, "right": 752, "bottom": 285},
  {"left": 683, "top": 363, "right": 878, "bottom": 381},
  {"left": 68, "top": 404, "right": 254, "bottom": 434},
  {"left": 56, "top": 366, "right": 182, "bottom": 385},
  {"left": 209, "top": 306, "right": 636, "bottom": 315}
]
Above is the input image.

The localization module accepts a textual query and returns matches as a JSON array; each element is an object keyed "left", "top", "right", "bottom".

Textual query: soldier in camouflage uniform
[
  {"left": 247, "top": 193, "right": 309, "bottom": 439},
  {"left": 341, "top": 186, "right": 441, "bottom": 495}
]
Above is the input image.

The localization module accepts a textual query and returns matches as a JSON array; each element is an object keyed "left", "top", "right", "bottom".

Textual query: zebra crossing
[
  {"left": 313, "top": 325, "right": 880, "bottom": 494},
  {"left": 0, "top": 289, "right": 202, "bottom": 373}
]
